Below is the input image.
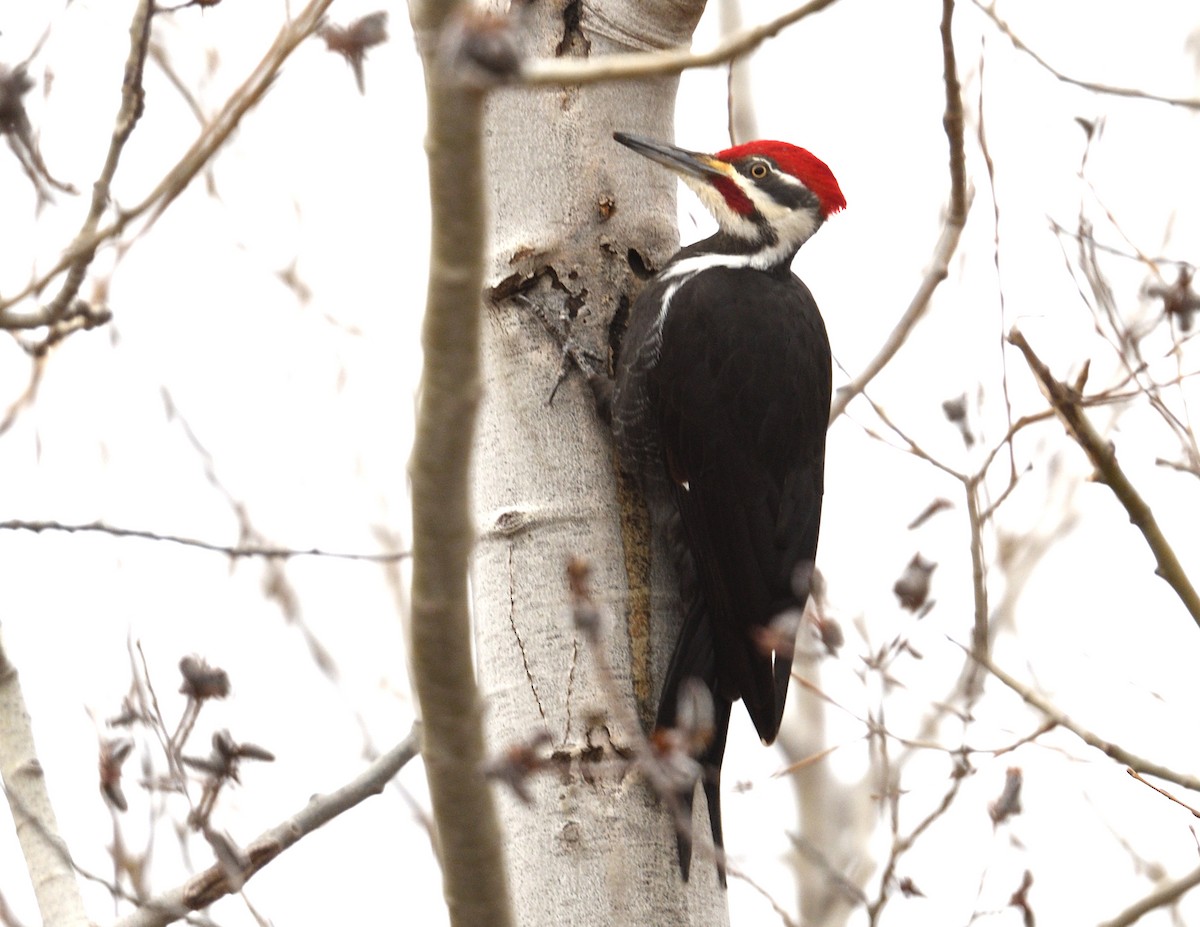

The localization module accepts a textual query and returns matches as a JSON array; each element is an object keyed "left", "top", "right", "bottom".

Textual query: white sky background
[{"left": 2, "top": 1, "right": 1200, "bottom": 925}]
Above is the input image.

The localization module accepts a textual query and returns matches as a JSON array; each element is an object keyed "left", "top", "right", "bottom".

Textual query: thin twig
[
  {"left": 972, "top": 1, "right": 1200, "bottom": 111},
  {"left": 727, "top": 863, "right": 800, "bottom": 927},
  {"left": 1007, "top": 328, "right": 1200, "bottom": 631},
  {"left": 1127, "top": 768, "right": 1200, "bottom": 819},
  {"left": 852, "top": 390, "right": 966, "bottom": 481},
  {"left": 867, "top": 755, "right": 969, "bottom": 925},
  {"left": 977, "top": 42, "right": 1021, "bottom": 502},
  {"left": 0, "top": 519, "right": 410, "bottom": 563},
  {"left": 787, "top": 833, "right": 869, "bottom": 907},
  {"left": 967, "top": 645, "right": 1200, "bottom": 793},
  {"left": 1069, "top": 193, "right": 1200, "bottom": 473},
  {"left": 0, "top": 355, "right": 44, "bottom": 438},
  {"left": 1048, "top": 219, "right": 1193, "bottom": 271}
]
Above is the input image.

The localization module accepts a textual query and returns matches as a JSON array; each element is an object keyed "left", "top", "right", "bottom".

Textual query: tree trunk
[{"left": 472, "top": 1, "right": 727, "bottom": 923}]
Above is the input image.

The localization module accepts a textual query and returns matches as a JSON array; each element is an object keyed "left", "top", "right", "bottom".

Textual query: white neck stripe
[{"left": 662, "top": 248, "right": 791, "bottom": 280}]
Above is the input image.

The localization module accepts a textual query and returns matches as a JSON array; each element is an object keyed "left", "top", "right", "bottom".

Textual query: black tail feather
[
  {"left": 654, "top": 596, "right": 735, "bottom": 885},
  {"left": 673, "top": 696, "right": 732, "bottom": 885}
]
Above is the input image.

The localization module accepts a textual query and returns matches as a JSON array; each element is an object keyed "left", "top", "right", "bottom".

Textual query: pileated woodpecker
[{"left": 610, "top": 132, "right": 844, "bottom": 881}]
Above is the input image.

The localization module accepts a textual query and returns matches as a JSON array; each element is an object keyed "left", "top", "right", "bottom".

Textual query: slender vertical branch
[
  {"left": 718, "top": 0, "right": 759, "bottom": 145},
  {"left": 40, "top": 0, "right": 154, "bottom": 323},
  {"left": 407, "top": 3, "right": 514, "bottom": 926},
  {"left": 939, "top": 0, "right": 967, "bottom": 221},
  {"left": 962, "top": 479, "right": 990, "bottom": 697},
  {"left": 831, "top": 0, "right": 970, "bottom": 421}
]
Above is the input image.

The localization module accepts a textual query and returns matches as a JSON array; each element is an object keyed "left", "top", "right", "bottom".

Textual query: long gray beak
[{"left": 613, "top": 132, "right": 727, "bottom": 181}]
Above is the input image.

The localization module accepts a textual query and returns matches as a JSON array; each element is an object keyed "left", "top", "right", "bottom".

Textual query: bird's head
[{"left": 614, "top": 132, "right": 845, "bottom": 268}]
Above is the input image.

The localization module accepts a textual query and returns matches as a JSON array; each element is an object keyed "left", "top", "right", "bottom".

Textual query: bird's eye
[{"left": 750, "top": 162, "right": 769, "bottom": 179}]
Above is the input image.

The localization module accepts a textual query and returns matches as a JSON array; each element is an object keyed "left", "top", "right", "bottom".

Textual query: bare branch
[
  {"left": 850, "top": 391, "right": 966, "bottom": 481},
  {"left": 867, "top": 754, "right": 969, "bottom": 925},
  {"left": 831, "top": 0, "right": 970, "bottom": 421},
  {"left": 0, "top": 519, "right": 409, "bottom": 563},
  {"left": 726, "top": 863, "right": 801, "bottom": 927},
  {"left": 0, "top": 0, "right": 336, "bottom": 320},
  {"left": 519, "top": 0, "right": 841, "bottom": 86},
  {"left": 113, "top": 728, "right": 421, "bottom": 927},
  {"left": 972, "top": 1, "right": 1200, "bottom": 110},
  {"left": 1097, "top": 863, "right": 1200, "bottom": 927},
  {"left": 0, "top": 889, "right": 31, "bottom": 927},
  {"left": 718, "top": 0, "right": 759, "bottom": 145},
  {"left": 158, "top": 386, "right": 342, "bottom": 677},
  {"left": 1007, "top": 328, "right": 1200, "bottom": 631},
  {"left": 977, "top": 42, "right": 1021, "bottom": 493},
  {"left": 1, "top": 0, "right": 153, "bottom": 338},
  {"left": 962, "top": 481, "right": 989, "bottom": 694},
  {"left": 969, "top": 646, "right": 1200, "bottom": 793},
  {"left": 939, "top": 0, "right": 967, "bottom": 221},
  {"left": 1048, "top": 218, "right": 1194, "bottom": 274}
]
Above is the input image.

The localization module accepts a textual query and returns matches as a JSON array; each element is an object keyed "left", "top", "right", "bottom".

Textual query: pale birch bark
[
  {"left": 472, "top": 1, "right": 730, "bottom": 923},
  {"left": 0, "top": 632, "right": 89, "bottom": 927}
]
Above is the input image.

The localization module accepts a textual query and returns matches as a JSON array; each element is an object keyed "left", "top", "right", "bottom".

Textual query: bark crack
[
  {"left": 508, "top": 544, "right": 547, "bottom": 723},
  {"left": 563, "top": 637, "right": 579, "bottom": 741}
]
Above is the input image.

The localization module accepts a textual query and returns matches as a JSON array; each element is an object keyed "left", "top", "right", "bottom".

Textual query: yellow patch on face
[{"left": 692, "top": 154, "right": 736, "bottom": 177}]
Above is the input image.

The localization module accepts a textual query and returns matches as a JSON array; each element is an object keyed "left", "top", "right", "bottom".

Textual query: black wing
[
  {"left": 653, "top": 264, "right": 831, "bottom": 742},
  {"left": 611, "top": 261, "right": 831, "bottom": 882}
]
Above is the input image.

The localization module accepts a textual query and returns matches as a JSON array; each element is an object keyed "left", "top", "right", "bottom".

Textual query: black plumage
[{"left": 613, "top": 252, "right": 831, "bottom": 880}]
